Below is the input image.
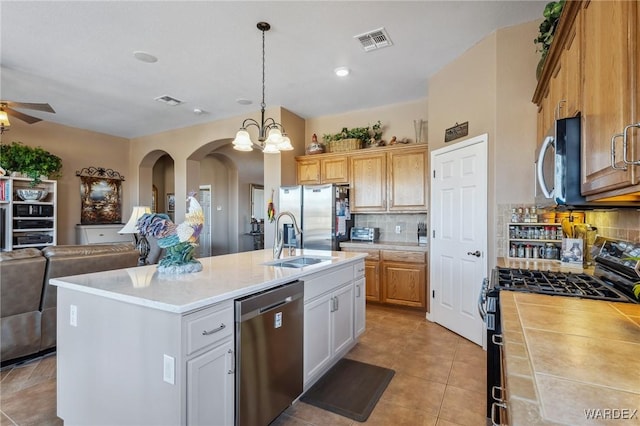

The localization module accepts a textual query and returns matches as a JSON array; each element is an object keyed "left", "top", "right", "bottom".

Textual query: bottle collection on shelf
[{"left": 508, "top": 206, "right": 562, "bottom": 261}]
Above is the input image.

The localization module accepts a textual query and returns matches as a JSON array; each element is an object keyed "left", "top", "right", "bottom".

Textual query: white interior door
[
  {"left": 429, "top": 134, "right": 487, "bottom": 345},
  {"left": 199, "top": 185, "right": 212, "bottom": 258}
]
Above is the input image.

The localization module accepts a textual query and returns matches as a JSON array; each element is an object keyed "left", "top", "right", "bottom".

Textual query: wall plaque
[{"left": 444, "top": 121, "right": 469, "bottom": 143}]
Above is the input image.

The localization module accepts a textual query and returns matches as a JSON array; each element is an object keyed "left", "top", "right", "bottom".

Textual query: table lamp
[{"left": 119, "top": 206, "right": 151, "bottom": 266}]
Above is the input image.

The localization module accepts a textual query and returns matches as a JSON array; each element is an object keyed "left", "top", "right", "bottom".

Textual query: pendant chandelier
[{"left": 232, "top": 22, "right": 293, "bottom": 154}]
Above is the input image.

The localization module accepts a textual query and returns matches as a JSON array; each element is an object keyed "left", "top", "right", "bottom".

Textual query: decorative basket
[{"left": 325, "top": 138, "right": 362, "bottom": 153}]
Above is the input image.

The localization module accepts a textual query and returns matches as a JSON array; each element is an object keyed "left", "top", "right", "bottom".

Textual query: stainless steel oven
[{"left": 480, "top": 236, "right": 639, "bottom": 425}]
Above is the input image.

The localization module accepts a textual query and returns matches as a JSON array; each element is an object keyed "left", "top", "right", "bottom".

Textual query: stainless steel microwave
[{"left": 535, "top": 116, "right": 637, "bottom": 208}]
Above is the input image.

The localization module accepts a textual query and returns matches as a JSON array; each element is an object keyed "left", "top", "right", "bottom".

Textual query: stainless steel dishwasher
[{"left": 235, "top": 280, "right": 304, "bottom": 426}]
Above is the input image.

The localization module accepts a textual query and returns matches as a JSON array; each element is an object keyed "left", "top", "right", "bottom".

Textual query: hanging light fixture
[
  {"left": 0, "top": 107, "right": 10, "bottom": 134},
  {"left": 232, "top": 22, "right": 293, "bottom": 154}
]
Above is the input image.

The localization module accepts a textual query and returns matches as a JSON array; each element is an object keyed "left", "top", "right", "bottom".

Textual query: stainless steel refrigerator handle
[
  {"left": 536, "top": 136, "right": 555, "bottom": 198},
  {"left": 622, "top": 123, "right": 640, "bottom": 166},
  {"left": 611, "top": 133, "right": 627, "bottom": 170}
]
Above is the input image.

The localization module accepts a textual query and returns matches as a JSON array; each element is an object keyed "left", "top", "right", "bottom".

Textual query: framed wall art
[
  {"left": 167, "top": 193, "right": 175, "bottom": 212},
  {"left": 76, "top": 167, "right": 125, "bottom": 225}
]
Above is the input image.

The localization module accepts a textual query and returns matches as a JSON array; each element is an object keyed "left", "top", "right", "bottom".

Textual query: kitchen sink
[{"left": 263, "top": 256, "right": 333, "bottom": 268}]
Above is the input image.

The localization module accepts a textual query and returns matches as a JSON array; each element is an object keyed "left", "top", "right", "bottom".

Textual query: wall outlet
[
  {"left": 70, "top": 305, "right": 78, "bottom": 327},
  {"left": 163, "top": 354, "right": 175, "bottom": 385},
  {"left": 395, "top": 225, "right": 401, "bottom": 234}
]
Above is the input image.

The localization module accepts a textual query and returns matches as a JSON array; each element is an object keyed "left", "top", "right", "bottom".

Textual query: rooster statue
[{"left": 137, "top": 192, "right": 204, "bottom": 274}]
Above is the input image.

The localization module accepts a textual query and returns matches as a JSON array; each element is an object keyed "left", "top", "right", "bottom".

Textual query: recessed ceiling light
[
  {"left": 335, "top": 67, "right": 350, "bottom": 77},
  {"left": 133, "top": 51, "right": 158, "bottom": 63},
  {"left": 193, "top": 108, "right": 209, "bottom": 115},
  {"left": 236, "top": 98, "right": 253, "bottom": 105}
]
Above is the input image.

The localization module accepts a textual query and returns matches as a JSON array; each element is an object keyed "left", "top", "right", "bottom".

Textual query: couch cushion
[
  {"left": 0, "top": 251, "right": 47, "bottom": 316},
  {"left": 0, "top": 248, "right": 43, "bottom": 261},
  {"left": 41, "top": 243, "right": 136, "bottom": 258}
]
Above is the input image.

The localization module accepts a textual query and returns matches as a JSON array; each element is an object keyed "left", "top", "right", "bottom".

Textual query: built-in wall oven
[{"left": 479, "top": 237, "right": 639, "bottom": 425}]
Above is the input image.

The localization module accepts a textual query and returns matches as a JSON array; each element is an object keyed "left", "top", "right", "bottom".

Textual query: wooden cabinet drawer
[
  {"left": 186, "top": 303, "right": 233, "bottom": 355},
  {"left": 342, "top": 247, "right": 379, "bottom": 261},
  {"left": 381, "top": 250, "right": 426, "bottom": 263}
]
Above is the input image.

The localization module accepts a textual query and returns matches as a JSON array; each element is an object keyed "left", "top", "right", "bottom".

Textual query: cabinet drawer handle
[
  {"left": 611, "top": 133, "right": 627, "bottom": 170},
  {"left": 491, "top": 333, "right": 503, "bottom": 346},
  {"left": 491, "top": 401, "right": 507, "bottom": 426},
  {"left": 622, "top": 122, "right": 640, "bottom": 166},
  {"left": 356, "top": 284, "right": 361, "bottom": 298},
  {"left": 202, "top": 323, "right": 226, "bottom": 336},
  {"left": 227, "top": 348, "right": 235, "bottom": 374}
]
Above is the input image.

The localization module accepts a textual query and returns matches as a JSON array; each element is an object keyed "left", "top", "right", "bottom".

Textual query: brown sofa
[{"left": 0, "top": 244, "right": 139, "bottom": 365}]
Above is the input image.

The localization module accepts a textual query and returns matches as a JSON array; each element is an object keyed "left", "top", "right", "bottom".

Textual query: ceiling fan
[{"left": 0, "top": 101, "right": 56, "bottom": 134}]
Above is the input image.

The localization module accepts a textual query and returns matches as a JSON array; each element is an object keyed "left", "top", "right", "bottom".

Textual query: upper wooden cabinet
[
  {"left": 296, "top": 155, "right": 348, "bottom": 185},
  {"left": 388, "top": 147, "right": 428, "bottom": 211},
  {"left": 350, "top": 152, "right": 387, "bottom": 212},
  {"left": 533, "top": 0, "right": 640, "bottom": 200},
  {"left": 349, "top": 145, "right": 428, "bottom": 213},
  {"left": 580, "top": 0, "right": 639, "bottom": 197},
  {"left": 296, "top": 144, "right": 429, "bottom": 212}
]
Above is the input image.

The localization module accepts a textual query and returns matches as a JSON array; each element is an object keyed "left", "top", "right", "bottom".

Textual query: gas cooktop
[{"left": 492, "top": 267, "right": 631, "bottom": 302}]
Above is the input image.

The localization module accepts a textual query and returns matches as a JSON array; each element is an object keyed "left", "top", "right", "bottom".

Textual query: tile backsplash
[{"left": 354, "top": 213, "right": 428, "bottom": 243}]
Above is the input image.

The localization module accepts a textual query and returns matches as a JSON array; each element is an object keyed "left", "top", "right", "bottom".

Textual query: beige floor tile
[
  {"left": 283, "top": 401, "right": 353, "bottom": 426},
  {"left": 438, "top": 385, "right": 486, "bottom": 426},
  {"left": 447, "top": 360, "right": 485, "bottom": 394},
  {"left": 365, "top": 400, "right": 438, "bottom": 426},
  {"left": 268, "top": 412, "right": 314, "bottom": 426},
  {"left": 379, "top": 372, "right": 446, "bottom": 417},
  {"left": 435, "top": 418, "right": 467, "bottom": 426},
  {"left": 0, "top": 377, "right": 61, "bottom": 426},
  {"left": 0, "top": 411, "right": 17, "bottom": 426},
  {"left": 391, "top": 351, "right": 453, "bottom": 385}
]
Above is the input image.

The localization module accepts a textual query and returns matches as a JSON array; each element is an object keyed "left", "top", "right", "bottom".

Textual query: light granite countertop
[
  {"left": 501, "top": 291, "right": 640, "bottom": 425},
  {"left": 50, "top": 249, "right": 365, "bottom": 314},
  {"left": 340, "top": 241, "right": 428, "bottom": 252}
]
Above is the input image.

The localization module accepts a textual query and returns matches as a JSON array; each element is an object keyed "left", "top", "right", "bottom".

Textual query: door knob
[{"left": 467, "top": 250, "right": 481, "bottom": 257}]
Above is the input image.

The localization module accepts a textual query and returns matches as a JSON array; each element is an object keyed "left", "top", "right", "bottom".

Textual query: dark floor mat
[{"left": 300, "top": 358, "right": 395, "bottom": 422}]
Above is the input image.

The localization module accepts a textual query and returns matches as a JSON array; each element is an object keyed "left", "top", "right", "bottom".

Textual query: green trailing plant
[
  {"left": 534, "top": 1, "right": 566, "bottom": 61},
  {"left": 0, "top": 141, "right": 63, "bottom": 186},
  {"left": 322, "top": 121, "right": 383, "bottom": 146}
]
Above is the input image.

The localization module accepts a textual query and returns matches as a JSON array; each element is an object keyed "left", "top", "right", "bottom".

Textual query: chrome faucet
[{"left": 273, "top": 211, "right": 302, "bottom": 259}]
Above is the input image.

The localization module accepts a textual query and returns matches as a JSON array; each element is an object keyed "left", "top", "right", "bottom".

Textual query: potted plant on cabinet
[
  {"left": 534, "top": 0, "right": 565, "bottom": 78},
  {"left": 0, "top": 141, "right": 63, "bottom": 186}
]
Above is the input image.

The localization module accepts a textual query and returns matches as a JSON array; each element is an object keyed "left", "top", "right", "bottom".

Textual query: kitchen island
[
  {"left": 501, "top": 291, "right": 640, "bottom": 425},
  {"left": 51, "top": 249, "right": 366, "bottom": 426}
]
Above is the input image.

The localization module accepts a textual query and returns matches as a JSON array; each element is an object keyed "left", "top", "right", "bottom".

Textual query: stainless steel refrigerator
[{"left": 279, "top": 184, "right": 352, "bottom": 251}]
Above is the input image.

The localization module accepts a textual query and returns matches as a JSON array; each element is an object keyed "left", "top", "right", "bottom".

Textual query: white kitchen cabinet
[
  {"left": 184, "top": 303, "right": 234, "bottom": 426},
  {"left": 302, "top": 264, "right": 359, "bottom": 388},
  {"left": 354, "top": 262, "right": 366, "bottom": 338},
  {"left": 303, "top": 281, "right": 354, "bottom": 387},
  {"left": 186, "top": 340, "right": 234, "bottom": 426},
  {"left": 354, "top": 277, "right": 366, "bottom": 338}
]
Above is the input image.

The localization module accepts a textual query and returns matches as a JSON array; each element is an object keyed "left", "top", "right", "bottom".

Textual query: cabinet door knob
[{"left": 467, "top": 250, "right": 481, "bottom": 258}]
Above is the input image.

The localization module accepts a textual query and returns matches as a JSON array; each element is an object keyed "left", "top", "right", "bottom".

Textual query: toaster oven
[{"left": 350, "top": 227, "right": 380, "bottom": 242}]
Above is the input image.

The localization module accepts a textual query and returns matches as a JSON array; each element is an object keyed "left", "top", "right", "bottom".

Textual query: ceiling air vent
[
  {"left": 354, "top": 27, "right": 393, "bottom": 52},
  {"left": 154, "top": 95, "right": 184, "bottom": 106}
]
